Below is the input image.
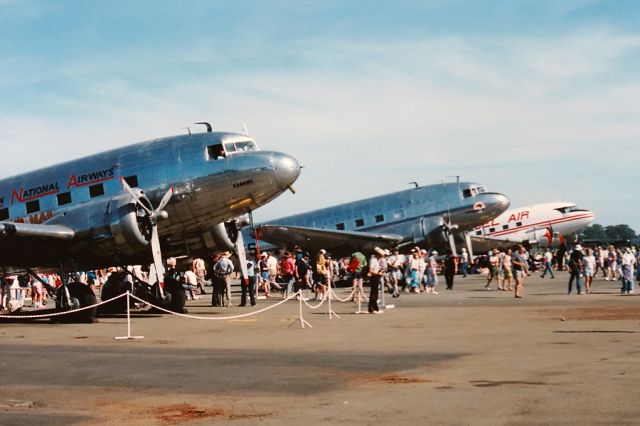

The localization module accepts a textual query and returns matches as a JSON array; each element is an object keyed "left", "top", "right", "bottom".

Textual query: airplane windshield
[
  {"left": 556, "top": 206, "right": 588, "bottom": 214},
  {"left": 207, "top": 140, "right": 258, "bottom": 161},
  {"left": 462, "top": 185, "right": 486, "bottom": 198}
]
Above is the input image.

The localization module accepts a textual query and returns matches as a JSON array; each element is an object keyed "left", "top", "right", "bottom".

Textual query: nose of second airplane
[{"left": 273, "top": 153, "right": 302, "bottom": 190}]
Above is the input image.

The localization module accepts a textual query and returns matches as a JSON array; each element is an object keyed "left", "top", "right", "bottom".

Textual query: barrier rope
[
  {"left": 302, "top": 291, "right": 329, "bottom": 310},
  {"left": 0, "top": 292, "right": 128, "bottom": 320},
  {"left": 330, "top": 289, "right": 356, "bottom": 303},
  {"left": 128, "top": 291, "right": 300, "bottom": 321}
]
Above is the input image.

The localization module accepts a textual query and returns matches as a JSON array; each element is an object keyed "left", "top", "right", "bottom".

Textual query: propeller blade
[
  {"left": 448, "top": 232, "right": 458, "bottom": 257},
  {"left": 155, "top": 186, "right": 174, "bottom": 213},
  {"left": 119, "top": 176, "right": 153, "bottom": 215},
  {"left": 235, "top": 228, "right": 249, "bottom": 286},
  {"left": 150, "top": 226, "right": 166, "bottom": 299},
  {"left": 464, "top": 231, "right": 474, "bottom": 260}
]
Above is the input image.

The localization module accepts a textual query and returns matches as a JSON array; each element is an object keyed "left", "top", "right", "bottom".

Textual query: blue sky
[{"left": 1, "top": 0, "right": 639, "bottom": 231}]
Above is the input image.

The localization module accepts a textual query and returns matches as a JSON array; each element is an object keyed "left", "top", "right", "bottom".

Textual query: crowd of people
[{"left": 2, "top": 243, "right": 639, "bottom": 313}]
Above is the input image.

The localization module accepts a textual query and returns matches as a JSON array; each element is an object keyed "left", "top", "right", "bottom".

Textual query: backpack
[{"left": 347, "top": 257, "right": 360, "bottom": 273}]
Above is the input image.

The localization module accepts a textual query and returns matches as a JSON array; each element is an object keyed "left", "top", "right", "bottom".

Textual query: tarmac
[{"left": 1, "top": 271, "right": 639, "bottom": 425}]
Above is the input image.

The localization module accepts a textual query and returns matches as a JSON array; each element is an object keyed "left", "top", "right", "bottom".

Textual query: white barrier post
[
  {"left": 298, "top": 290, "right": 312, "bottom": 329},
  {"left": 328, "top": 288, "right": 340, "bottom": 319},
  {"left": 355, "top": 288, "right": 364, "bottom": 315},
  {"left": 115, "top": 291, "right": 144, "bottom": 340}
]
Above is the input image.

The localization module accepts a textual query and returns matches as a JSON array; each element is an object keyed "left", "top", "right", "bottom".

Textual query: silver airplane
[
  {"left": 249, "top": 180, "right": 510, "bottom": 257},
  {"left": 0, "top": 123, "right": 301, "bottom": 318}
]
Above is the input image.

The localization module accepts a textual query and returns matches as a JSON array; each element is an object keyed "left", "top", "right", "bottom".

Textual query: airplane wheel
[
  {"left": 99, "top": 273, "right": 128, "bottom": 314},
  {"left": 62, "top": 282, "right": 98, "bottom": 323},
  {"left": 167, "top": 287, "right": 187, "bottom": 314}
]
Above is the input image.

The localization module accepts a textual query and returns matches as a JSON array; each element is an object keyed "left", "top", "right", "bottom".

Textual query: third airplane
[{"left": 469, "top": 201, "right": 595, "bottom": 252}]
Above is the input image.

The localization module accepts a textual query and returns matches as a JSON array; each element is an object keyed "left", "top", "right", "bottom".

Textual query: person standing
[
  {"left": 295, "top": 252, "right": 312, "bottom": 294},
  {"left": 239, "top": 257, "right": 257, "bottom": 307},
  {"left": 387, "top": 249, "right": 405, "bottom": 298},
  {"left": 443, "top": 250, "right": 458, "bottom": 290},
  {"left": 367, "top": 247, "right": 386, "bottom": 314},
  {"left": 212, "top": 252, "right": 234, "bottom": 307},
  {"left": 620, "top": 248, "right": 636, "bottom": 294},
  {"left": 192, "top": 258, "right": 207, "bottom": 294},
  {"left": 582, "top": 248, "right": 596, "bottom": 294},
  {"left": 349, "top": 251, "right": 368, "bottom": 300},
  {"left": 540, "top": 248, "right": 555, "bottom": 279},
  {"left": 567, "top": 245, "right": 584, "bottom": 295},
  {"left": 459, "top": 248, "right": 469, "bottom": 278},
  {"left": 279, "top": 251, "right": 296, "bottom": 299},
  {"left": 485, "top": 249, "right": 501, "bottom": 290},
  {"left": 425, "top": 250, "right": 439, "bottom": 294},
  {"left": 606, "top": 245, "right": 617, "bottom": 281},
  {"left": 502, "top": 248, "right": 513, "bottom": 291},
  {"left": 512, "top": 245, "right": 528, "bottom": 298}
]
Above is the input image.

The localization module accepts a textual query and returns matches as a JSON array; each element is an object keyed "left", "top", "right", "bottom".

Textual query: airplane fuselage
[
  {"left": 251, "top": 181, "right": 510, "bottom": 254},
  {"left": 0, "top": 131, "right": 300, "bottom": 271},
  {"left": 470, "top": 202, "right": 595, "bottom": 251}
]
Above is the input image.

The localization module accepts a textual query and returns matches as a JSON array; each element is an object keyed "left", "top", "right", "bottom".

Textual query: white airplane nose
[{"left": 273, "top": 153, "right": 301, "bottom": 190}]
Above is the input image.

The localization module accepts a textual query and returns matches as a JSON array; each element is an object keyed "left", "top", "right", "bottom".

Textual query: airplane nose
[
  {"left": 484, "top": 192, "right": 511, "bottom": 215},
  {"left": 273, "top": 153, "right": 301, "bottom": 190}
]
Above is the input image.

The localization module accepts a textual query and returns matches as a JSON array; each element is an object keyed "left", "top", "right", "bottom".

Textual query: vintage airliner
[
  {"left": 470, "top": 202, "right": 595, "bottom": 251},
  {"left": 0, "top": 123, "right": 301, "bottom": 319}
]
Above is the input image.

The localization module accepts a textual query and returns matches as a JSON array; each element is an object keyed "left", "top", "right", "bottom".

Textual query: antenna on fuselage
[
  {"left": 182, "top": 127, "right": 192, "bottom": 135},
  {"left": 242, "top": 122, "right": 249, "bottom": 136},
  {"left": 194, "top": 122, "right": 213, "bottom": 132},
  {"left": 408, "top": 181, "right": 419, "bottom": 189}
]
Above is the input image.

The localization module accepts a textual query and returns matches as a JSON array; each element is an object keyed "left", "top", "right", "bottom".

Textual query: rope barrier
[
  {"left": 302, "top": 291, "right": 329, "bottom": 310},
  {"left": 0, "top": 292, "right": 128, "bottom": 320},
  {"left": 330, "top": 289, "right": 356, "bottom": 303},
  {"left": 128, "top": 291, "right": 300, "bottom": 321}
]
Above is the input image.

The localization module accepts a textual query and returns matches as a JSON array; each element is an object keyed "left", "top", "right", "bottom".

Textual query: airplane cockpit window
[
  {"left": 462, "top": 185, "right": 487, "bottom": 198},
  {"left": 234, "top": 140, "right": 257, "bottom": 152},
  {"left": 224, "top": 142, "right": 237, "bottom": 154},
  {"left": 555, "top": 206, "right": 588, "bottom": 214},
  {"left": 208, "top": 140, "right": 258, "bottom": 161},
  {"left": 207, "top": 144, "right": 226, "bottom": 160}
]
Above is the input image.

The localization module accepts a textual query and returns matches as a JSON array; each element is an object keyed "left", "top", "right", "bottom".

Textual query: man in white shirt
[
  {"left": 621, "top": 248, "right": 636, "bottom": 294},
  {"left": 540, "top": 249, "right": 555, "bottom": 279}
]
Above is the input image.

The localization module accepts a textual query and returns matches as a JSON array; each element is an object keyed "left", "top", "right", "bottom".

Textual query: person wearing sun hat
[
  {"left": 367, "top": 247, "right": 387, "bottom": 314},
  {"left": 567, "top": 244, "right": 584, "bottom": 295}
]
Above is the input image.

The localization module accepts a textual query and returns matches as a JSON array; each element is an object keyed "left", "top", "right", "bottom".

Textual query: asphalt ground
[{"left": 1, "top": 272, "right": 639, "bottom": 425}]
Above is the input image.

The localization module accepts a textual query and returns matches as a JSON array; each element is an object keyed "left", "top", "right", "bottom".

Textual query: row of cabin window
[
  {"left": 474, "top": 221, "right": 523, "bottom": 235},
  {"left": 335, "top": 214, "right": 385, "bottom": 230},
  {"left": 0, "top": 175, "right": 138, "bottom": 221}
]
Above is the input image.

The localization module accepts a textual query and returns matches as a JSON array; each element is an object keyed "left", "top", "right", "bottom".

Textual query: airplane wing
[
  {"left": 0, "top": 222, "right": 75, "bottom": 241},
  {"left": 255, "top": 224, "right": 403, "bottom": 255}
]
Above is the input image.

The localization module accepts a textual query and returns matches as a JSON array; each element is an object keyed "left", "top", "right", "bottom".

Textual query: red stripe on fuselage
[{"left": 482, "top": 213, "right": 594, "bottom": 238}]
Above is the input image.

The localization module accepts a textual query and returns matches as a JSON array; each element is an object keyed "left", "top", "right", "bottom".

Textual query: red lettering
[
  {"left": 11, "top": 189, "right": 23, "bottom": 204},
  {"left": 67, "top": 174, "right": 78, "bottom": 189}
]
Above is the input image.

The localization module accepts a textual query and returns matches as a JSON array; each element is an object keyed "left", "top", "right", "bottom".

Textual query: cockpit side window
[
  {"left": 462, "top": 187, "right": 477, "bottom": 198},
  {"left": 463, "top": 185, "right": 487, "bottom": 198},
  {"left": 206, "top": 144, "right": 226, "bottom": 161}
]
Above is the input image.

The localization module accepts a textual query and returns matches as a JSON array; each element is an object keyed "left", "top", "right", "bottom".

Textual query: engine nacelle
[
  {"left": 47, "top": 191, "right": 152, "bottom": 259},
  {"left": 210, "top": 221, "right": 238, "bottom": 251}
]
